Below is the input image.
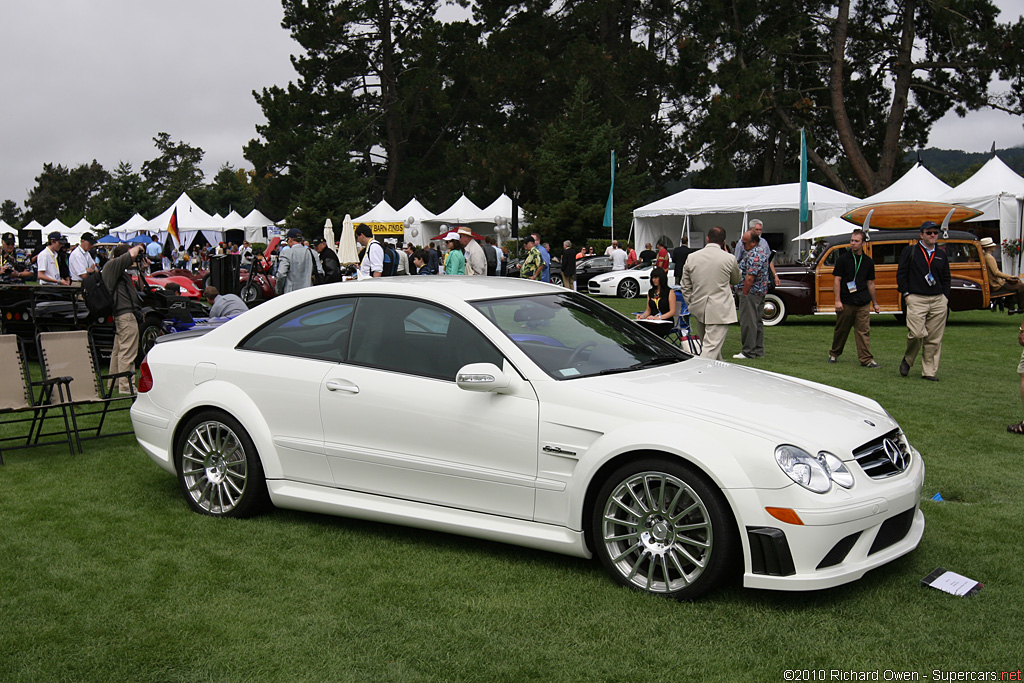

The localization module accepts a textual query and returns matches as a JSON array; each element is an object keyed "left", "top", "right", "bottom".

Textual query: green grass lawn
[{"left": 2, "top": 305, "right": 1023, "bottom": 681}]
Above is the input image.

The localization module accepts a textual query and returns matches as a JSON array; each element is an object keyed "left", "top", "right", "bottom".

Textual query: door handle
[{"left": 325, "top": 379, "right": 359, "bottom": 394}]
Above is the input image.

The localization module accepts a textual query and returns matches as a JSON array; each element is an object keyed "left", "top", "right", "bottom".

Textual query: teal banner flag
[
  {"left": 603, "top": 151, "right": 615, "bottom": 229},
  {"left": 799, "top": 129, "right": 809, "bottom": 223}
]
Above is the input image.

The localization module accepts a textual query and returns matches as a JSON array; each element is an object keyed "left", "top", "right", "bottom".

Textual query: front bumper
[{"left": 730, "top": 447, "right": 925, "bottom": 591}]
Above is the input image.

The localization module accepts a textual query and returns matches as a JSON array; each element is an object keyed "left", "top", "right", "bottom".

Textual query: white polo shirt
[
  {"left": 69, "top": 245, "right": 94, "bottom": 281},
  {"left": 36, "top": 246, "right": 61, "bottom": 284}
]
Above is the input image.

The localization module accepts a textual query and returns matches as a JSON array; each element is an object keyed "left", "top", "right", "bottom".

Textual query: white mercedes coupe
[{"left": 131, "top": 277, "right": 924, "bottom": 599}]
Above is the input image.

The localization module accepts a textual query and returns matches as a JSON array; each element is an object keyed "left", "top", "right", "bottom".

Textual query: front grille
[
  {"left": 816, "top": 532, "right": 861, "bottom": 569},
  {"left": 868, "top": 508, "right": 916, "bottom": 555},
  {"left": 853, "top": 429, "right": 911, "bottom": 479}
]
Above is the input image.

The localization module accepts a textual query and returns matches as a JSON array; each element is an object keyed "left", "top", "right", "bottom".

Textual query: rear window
[{"left": 869, "top": 242, "right": 907, "bottom": 265}]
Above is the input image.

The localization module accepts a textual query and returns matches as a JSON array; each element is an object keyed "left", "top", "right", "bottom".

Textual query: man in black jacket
[
  {"left": 102, "top": 243, "right": 148, "bottom": 393},
  {"left": 672, "top": 235, "right": 694, "bottom": 285},
  {"left": 896, "top": 221, "right": 951, "bottom": 381},
  {"left": 312, "top": 238, "right": 342, "bottom": 283}
]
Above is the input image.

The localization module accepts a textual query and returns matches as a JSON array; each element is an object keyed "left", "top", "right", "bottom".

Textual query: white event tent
[
  {"left": 232, "top": 209, "right": 279, "bottom": 243},
  {"left": 139, "top": 192, "right": 223, "bottom": 249},
  {"left": 854, "top": 163, "right": 952, "bottom": 204},
  {"left": 424, "top": 194, "right": 485, "bottom": 228},
  {"left": 44, "top": 218, "right": 70, "bottom": 236},
  {"left": 110, "top": 213, "right": 149, "bottom": 239},
  {"left": 396, "top": 198, "right": 436, "bottom": 246},
  {"left": 939, "top": 155, "right": 1024, "bottom": 272},
  {"left": 792, "top": 215, "right": 866, "bottom": 242},
  {"left": 633, "top": 182, "right": 858, "bottom": 260}
]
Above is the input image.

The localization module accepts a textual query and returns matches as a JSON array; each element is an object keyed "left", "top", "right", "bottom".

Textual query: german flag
[{"left": 167, "top": 207, "right": 179, "bottom": 247}]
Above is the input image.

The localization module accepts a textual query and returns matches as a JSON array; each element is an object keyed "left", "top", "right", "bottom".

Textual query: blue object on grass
[{"left": 931, "top": 492, "right": 943, "bottom": 501}]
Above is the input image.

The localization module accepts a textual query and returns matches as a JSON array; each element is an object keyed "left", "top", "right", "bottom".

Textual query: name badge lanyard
[{"left": 920, "top": 245, "right": 936, "bottom": 273}]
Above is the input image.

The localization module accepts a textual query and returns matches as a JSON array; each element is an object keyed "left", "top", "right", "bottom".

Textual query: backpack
[
  {"left": 379, "top": 241, "right": 399, "bottom": 276},
  {"left": 81, "top": 270, "right": 114, "bottom": 317}
]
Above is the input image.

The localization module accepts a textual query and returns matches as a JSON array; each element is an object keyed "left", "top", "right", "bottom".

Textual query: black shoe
[
  {"left": 922, "top": 375, "right": 938, "bottom": 382},
  {"left": 899, "top": 359, "right": 910, "bottom": 377}
]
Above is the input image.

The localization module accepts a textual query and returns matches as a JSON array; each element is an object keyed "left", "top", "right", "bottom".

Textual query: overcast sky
[{"left": 2, "top": 0, "right": 1023, "bottom": 210}]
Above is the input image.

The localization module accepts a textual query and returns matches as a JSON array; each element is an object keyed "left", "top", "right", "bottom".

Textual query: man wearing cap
[
  {"left": 981, "top": 237, "right": 1024, "bottom": 313},
  {"left": 520, "top": 235, "right": 543, "bottom": 280},
  {"left": 896, "top": 221, "right": 951, "bottom": 381},
  {"left": 458, "top": 227, "right": 487, "bottom": 276},
  {"left": 69, "top": 232, "right": 98, "bottom": 283},
  {"left": 312, "top": 238, "right": 342, "bottom": 283},
  {"left": 37, "top": 232, "right": 70, "bottom": 285},
  {"left": 276, "top": 227, "right": 318, "bottom": 292},
  {"left": 1, "top": 233, "right": 33, "bottom": 281}
]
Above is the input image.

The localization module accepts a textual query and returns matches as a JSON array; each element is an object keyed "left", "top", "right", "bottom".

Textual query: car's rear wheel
[
  {"left": 240, "top": 283, "right": 261, "bottom": 304},
  {"left": 550, "top": 273, "right": 563, "bottom": 287},
  {"left": 175, "top": 411, "right": 268, "bottom": 518},
  {"left": 137, "top": 315, "right": 163, "bottom": 364},
  {"left": 592, "top": 458, "right": 737, "bottom": 600},
  {"left": 617, "top": 278, "right": 640, "bottom": 299},
  {"left": 762, "top": 293, "right": 787, "bottom": 326}
]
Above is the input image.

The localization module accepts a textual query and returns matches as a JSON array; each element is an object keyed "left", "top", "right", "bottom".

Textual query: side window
[
  {"left": 822, "top": 247, "right": 843, "bottom": 267},
  {"left": 868, "top": 242, "right": 907, "bottom": 265},
  {"left": 239, "top": 298, "right": 355, "bottom": 362},
  {"left": 942, "top": 242, "right": 979, "bottom": 264},
  {"left": 348, "top": 297, "right": 503, "bottom": 380}
]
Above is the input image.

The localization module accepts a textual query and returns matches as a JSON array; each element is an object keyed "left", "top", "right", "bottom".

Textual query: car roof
[{"left": 284, "top": 275, "right": 567, "bottom": 305}]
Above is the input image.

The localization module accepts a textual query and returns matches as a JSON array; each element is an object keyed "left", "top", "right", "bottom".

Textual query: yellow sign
[{"left": 364, "top": 222, "right": 404, "bottom": 235}]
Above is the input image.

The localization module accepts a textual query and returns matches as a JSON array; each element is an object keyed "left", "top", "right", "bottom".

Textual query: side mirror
[{"left": 456, "top": 362, "right": 511, "bottom": 393}]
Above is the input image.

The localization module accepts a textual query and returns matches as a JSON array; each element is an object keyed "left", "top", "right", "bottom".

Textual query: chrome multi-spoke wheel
[
  {"left": 593, "top": 459, "right": 736, "bottom": 599},
  {"left": 617, "top": 278, "right": 640, "bottom": 299},
  {"left": 175, "top": 412, "right": 267, "bottom": 518}
]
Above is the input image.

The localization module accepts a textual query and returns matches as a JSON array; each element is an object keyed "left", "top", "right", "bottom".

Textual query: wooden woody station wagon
[{"left": 764, "top": 201, "right": 1009, "bottom": 326}]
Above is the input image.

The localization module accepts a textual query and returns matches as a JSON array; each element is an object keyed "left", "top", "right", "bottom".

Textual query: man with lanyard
[
  {"left": 355, "top": 224, "right": 384, "bottom": 278},
  {"left": 37, "top": 231, "right": 69, "bottom": 285},
  {"left": 828, "top": 229, "right": 881, "bottom": 367},
  {"left": 1, "top": 233, "right": 33, "bottom": 282},
  {"left": 734, "top": 231, "right": 769, "bottom": 359},
  {"left": 896, "top": 221, "right": 951, "bottom": 381},
  {"left": 69, "top": 232, "right": 98, "bottom": 283}
]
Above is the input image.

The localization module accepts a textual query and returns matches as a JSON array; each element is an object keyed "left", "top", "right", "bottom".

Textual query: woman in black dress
[{"left": 635, "top": 267, "right": 677, "bottom": 337}]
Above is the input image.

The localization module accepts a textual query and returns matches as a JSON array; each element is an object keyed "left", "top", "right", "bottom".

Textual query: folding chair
[
  {"left": 36, "top": 330, "right": 136, "bottom": 453},
  {"left": 664, "top": 289, "right": 702, "bottom": 355},
  {"left": 0, "top": 334, "right": 77, "bottom": 464}
]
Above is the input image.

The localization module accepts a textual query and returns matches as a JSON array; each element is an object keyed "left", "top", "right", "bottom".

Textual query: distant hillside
[{"left": 907, "top": 146, "right": 1024, "bottom": 185}]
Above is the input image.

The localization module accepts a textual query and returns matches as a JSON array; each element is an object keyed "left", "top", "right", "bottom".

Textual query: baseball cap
[
  {"left": 81, "top": 232, "right": 95, "bottom": 243},
  {"left": 48, "top": 231, "right": 62, "bottom": 242},
  {"left": 1, "top": 232, "right": 14, "bottom": 245},
  {"left": 286, "top": 228, "right": 304, "bottom": 240}
]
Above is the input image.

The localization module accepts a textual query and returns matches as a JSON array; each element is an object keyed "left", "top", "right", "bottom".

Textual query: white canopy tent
[
  {"left": 352, "top": 199, "right": 400, "bottom": 223},
  {"left": 0, "top": 219, "right": 17, "bottom": 244},
  {"left": 61, "top": 217, "right": 95, "bottom": 242},
  {"left": 855, "top": 163, "right": 952, "bottom": 204},
  {"left": 233, "top": 209, "right": 279, "bottom": 243},
  {"left": 791, "top": 216, "right": 865, "bottom": 242},
  {"left": 939, "top": 155, "right": 1024, "bottom": 272},
  {"left": 633, "top": 182, "right": 858, "bottom": 261},
  {"left": 139, "top": 192, "right": 222, "bottom": 249},
  {"left": 396, "top": 198, "right": 435, "bottom": 246},
  {"left": 423, "top": 194, "right": 484, "bottom": 226},
  {"left": 23, "top": 220, "right": 45, "bottom": 233},
  {"left": 44, "top": 218, "right": 70, "bottom": 237},
  {"left": 220, "top": 210, "right": 243, "bottom": 228},
  {"left": 110, "top": 213, "right": 149, "bottom": 239}
]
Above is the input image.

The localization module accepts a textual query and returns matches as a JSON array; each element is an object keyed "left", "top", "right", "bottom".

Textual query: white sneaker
[{"left": 732, "top": 352, "right": 751, "bottom": 359}]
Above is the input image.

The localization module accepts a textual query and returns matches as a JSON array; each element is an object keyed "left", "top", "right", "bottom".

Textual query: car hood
[{"left": 581, "top": 358, "right": 897, "bottom": 456}]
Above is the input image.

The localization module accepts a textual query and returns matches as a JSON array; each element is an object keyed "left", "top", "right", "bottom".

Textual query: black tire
[
  {"left": 617, "top": 278, "right": 641, "bottom": 299},
  {"left": 137, "top": 316, "right": 163, "bottom": 364},
  {"left": 591, "top": 457, "right": 738, "bottom": 600},
  {"left": 240, "top": 283, "right": 261, "bottom": 304},
  {"left": 174, "top": 410, "right": 269, "bottom": 518},
  {"left": 762, "top": 293, "right": 787, "bottom": 327}
]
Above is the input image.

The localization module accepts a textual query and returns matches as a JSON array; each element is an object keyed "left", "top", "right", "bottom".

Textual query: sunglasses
[{"left": 923, "top": 230, "right": 939, "bottom": 235}]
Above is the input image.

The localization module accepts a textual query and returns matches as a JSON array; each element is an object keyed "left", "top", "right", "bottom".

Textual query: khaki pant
[
  {"left": 831, "top": 303, "right": 873, "bottom": 364},
  {"left": 110, "top": 312, "right": 139, "bottom": 394},
  {"left": 903, "top": 293, "right": 947, "bottom": 377},
  {"left": 693, "top": 317, "right": 730, "bottom": 360},
  {"left": 562, "top": 273, "right": 575, "bottom": 291}
]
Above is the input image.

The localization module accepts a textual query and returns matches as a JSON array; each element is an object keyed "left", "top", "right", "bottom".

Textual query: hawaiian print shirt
[
  {"left": 739, "top": 242, "right": 770, "bottom": 295},
  {"left": 520, "top": 247, "right": 543, "bottom": 279}
]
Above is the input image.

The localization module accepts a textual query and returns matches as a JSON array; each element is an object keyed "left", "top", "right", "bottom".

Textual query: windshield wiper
[{"left": 595, "top": 357, "right": 679, "bottom": 376}]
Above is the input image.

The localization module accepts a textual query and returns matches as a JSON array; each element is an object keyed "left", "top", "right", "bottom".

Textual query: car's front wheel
[
  {"left": 240, "top": 283, "right": 261, "bottom": 304},
  {"left": 617, "top": 278, "right": 640, "bottom": 299},
  {"left": 550, "top": 273, "right": 563, "bottom": 287},
  {"left": 175, "top": 411, "right": 269, "bottom": 518},
  {"left": 592, "top": 458, "right": 737, "bottom": 600}
]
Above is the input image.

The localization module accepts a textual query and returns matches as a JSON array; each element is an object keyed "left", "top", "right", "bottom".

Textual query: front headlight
[
  {"left": 598, "top": 276, "right": 615, "bottom": 283},
  {"left": 775, "top": 445, "right": 855, "bottom": 493}
]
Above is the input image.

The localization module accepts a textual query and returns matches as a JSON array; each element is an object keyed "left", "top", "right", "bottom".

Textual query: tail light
[{"left": 138, "top": 358, "right": 153, "bottom": 393}]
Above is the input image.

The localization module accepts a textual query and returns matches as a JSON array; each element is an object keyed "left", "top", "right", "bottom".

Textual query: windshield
[{"left": 472, "top": 292, "right": 689, "bottom": 379}]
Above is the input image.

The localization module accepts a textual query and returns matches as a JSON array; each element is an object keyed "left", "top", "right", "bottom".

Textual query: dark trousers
[
  {"left": 992, "top": 280, "right": 1024, "bottom": 309},
  {"left": 830, "top": 303, "right": 873, "bottom": 364},
  {"left": 738, "top": 292, "right": 765, "bottom": 357}
]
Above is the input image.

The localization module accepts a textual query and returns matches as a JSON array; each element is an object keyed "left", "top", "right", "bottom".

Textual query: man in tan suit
[
  {"left": 981, "top": 237, "right": 1024, "bottom": 313},
  {"left": 681, "top": 226, "right": 741, "bottom": 359}
]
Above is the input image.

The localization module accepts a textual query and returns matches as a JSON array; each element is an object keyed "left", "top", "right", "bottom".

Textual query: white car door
[
  {"left": 234, "top": 297, "right": 358, "bottom": 486},
  {"left": 320, "top": 296, "right": 540, "bottom": 520}
]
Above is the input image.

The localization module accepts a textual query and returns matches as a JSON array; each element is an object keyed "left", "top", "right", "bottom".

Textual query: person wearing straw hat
[
  {"left": 458, "top": 227, "right": 486, "bottom": 276},
  {"left": 981, "top": 237, "right": 1024, "bottom": 314}
]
